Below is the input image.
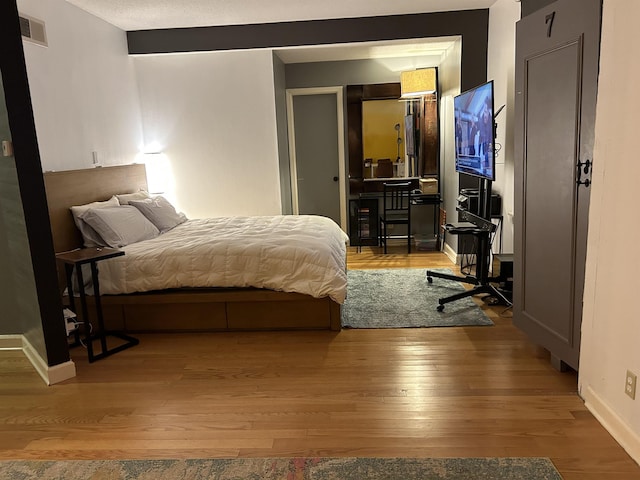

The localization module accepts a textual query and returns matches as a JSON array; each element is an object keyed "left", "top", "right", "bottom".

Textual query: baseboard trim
[
  {"left": 0, "top": 334, "right": 76, "bottom": 386},
  {"left": 46, "top": 360, "right": 77, "bottom": 385},
  {"left": 583, "top": 385, "right": 640, "bottom": 465},
  {"left": 443, "top": 242, "right": 457, "bottom": 264},
  {"left": 0, "top": 334, "right": 23, "bottom": 350}
]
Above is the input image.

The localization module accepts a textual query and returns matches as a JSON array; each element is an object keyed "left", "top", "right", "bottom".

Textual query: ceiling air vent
[{"left": 18, "top": 13, "right": 47, "bottom": 47}]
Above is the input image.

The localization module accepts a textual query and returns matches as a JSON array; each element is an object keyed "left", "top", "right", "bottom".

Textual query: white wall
[
  {"left": 18, "top": 0, "right": 143, "bottom": 172},
  {"left": 19, "top": 0, "right": 281, "bottom": 218},
  {"left": 439, "top": 0, "right": 519, "bottom": 258},
  {"left": 133, "top": 51, "right": 282, "bottom": 219},
  {"left": 580, "top": 0, "right": 640, "bottom": 464},
  {"left": 488, "top": 0, "right": 520, "bottom": 254},
  {"left": 438, "top": 38, "right": 462, "bottom": 257}
]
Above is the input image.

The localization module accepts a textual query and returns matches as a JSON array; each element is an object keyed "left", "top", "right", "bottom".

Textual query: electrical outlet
[
  {"left": 63, "top": 308, "right": 78, "bottom": 336},
  {"left": 625, "top": 370, "right": 637, "bottom": 400}
]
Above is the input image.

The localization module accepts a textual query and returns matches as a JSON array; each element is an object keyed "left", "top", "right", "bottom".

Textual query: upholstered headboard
[{"left": 44, "top": 164, "right": 148, "bottom": 253}]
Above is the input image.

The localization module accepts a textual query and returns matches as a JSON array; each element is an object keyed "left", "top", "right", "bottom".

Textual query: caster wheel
[
  {"left": 483, "top": 295, "right": 500, "bottom": 305},
  {"left": 427, "top": 277, "right": 433, "bottom": 283},
  {"left": 437, "top": 305, "right": 445, "bottom": 312}
]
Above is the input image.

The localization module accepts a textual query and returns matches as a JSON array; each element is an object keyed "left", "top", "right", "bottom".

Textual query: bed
[{"left": 44, "top": 164, "right": 346, "bottom": 332}]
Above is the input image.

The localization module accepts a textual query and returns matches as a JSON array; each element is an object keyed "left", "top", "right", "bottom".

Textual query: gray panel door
[
  {"left": 293, "top": 94, "right": 341, "bottom": 224},
  {"left": 513, "top": 0, "right": 601, "bottom": 371}
]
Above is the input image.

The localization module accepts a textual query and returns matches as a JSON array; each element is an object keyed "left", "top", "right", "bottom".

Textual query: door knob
[
  {"left": 576, "top": 178, "right": 591, "bottom": 187},
  {"left": 333, "top": 176, "right": 339, "bottom": 182}
]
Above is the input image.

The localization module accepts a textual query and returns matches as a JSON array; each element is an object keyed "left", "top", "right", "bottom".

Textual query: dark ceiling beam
[{"left": 127, "top": 10, "right": 489, "bottom": 92}]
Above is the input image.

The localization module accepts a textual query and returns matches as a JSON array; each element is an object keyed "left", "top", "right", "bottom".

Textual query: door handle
[
  {"left": 578, "top": 159, "right": 592, "bottom": 174},
  {"left": 576, "top": 159, "right": 592, "bottom": 187},
  {"left": 333, "top": 176, "right": 339, "bottom": 182}
]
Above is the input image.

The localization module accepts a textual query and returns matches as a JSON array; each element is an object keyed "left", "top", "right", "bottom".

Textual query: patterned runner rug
[{"left": 0, "top": 457, "right": 563, "bottom": 479}]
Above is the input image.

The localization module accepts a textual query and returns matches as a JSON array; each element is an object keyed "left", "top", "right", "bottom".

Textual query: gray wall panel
[{"left": 1, "top": 0, "right": 70, "bottom": 366}]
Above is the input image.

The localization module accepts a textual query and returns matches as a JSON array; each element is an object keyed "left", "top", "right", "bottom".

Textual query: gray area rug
[
  {"left": 342, "top": 268, "right": 493, "bottom": 328},
  {"left": 0, "top": 457, "right": 563, "bottom": 479}
]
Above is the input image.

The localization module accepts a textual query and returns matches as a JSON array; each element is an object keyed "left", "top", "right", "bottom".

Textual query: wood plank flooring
[{"left": 1, "top": 246, "right": 639, "bottom": 479}]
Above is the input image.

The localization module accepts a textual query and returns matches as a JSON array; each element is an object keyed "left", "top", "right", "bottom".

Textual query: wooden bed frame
[{"left": 43, "top": 164, "right": 342, "bottom": 332}]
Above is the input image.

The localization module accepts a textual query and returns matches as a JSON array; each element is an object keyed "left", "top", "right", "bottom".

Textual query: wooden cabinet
[{"left": 348, "top": 198, "right": 378, "bottom": 246}]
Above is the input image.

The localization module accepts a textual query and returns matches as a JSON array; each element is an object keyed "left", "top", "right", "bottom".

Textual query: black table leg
[{"left": 74, "top": 263, "right": 95, "bottom": 361}]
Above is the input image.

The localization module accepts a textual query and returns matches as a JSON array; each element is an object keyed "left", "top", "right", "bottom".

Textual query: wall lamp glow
[
  {"left": 141, "top": 152, "right": 170, "bottom": 195},
  {"left": 400, "top": 68, "right": 437, "bottom": 99}
]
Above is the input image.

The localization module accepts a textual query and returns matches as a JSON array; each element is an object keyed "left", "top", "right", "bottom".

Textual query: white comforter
[{"left": 96, "top": 215, "right": 349, "bottom": 304}]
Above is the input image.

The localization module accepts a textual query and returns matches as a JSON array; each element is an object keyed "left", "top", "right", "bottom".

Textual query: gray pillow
[
  {"left": 116, "top": 190, "right": 150, "bottom": 205},
  {"left": 129, "top": 196, "right": 187, "bottom": 233},
  {"left": 80, "top": 205, "right": 160, "bottom": 248},
  {"left": 70, "top": 196, "right": 120, "bottom": 247}
]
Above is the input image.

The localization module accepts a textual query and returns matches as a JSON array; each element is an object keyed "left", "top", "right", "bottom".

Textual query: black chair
[{"left": 379, "top": 181, "right": 412, "bottom": 254}]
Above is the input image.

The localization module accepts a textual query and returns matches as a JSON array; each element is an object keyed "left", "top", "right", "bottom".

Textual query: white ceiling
[
  {"left": 63, "top": 0, "right": 496, "bottom": 63},
  {"left": 64, "top": 0, "right": 499, "bottom": 31},
  {"left": 273, "top": 37, "right": 458, "bottom": 64}
]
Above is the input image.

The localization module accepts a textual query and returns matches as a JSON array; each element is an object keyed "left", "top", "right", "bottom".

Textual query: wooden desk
[
  {"left": 56, "top": 247, "right": 138, "bottom": 363},
  {"left": 350, "top": 192, "right": 442, "bottom": 249}
]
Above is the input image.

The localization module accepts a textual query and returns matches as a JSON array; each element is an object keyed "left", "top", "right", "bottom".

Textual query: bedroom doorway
[{"left": 286, "top": 87, "right": 347, "bottom": 231}]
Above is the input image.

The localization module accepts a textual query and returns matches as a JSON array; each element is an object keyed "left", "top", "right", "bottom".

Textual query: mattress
[{"left": 95, "top": 215, "right": 349, "bottom": 304}]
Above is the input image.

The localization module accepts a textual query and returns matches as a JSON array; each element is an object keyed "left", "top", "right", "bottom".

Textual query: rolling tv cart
[
  {"left": 428, "top": 80, "right": 511, "bottom": 311},
  {"left": 426, "top": 178, "right": 511, "bottom": 311}
]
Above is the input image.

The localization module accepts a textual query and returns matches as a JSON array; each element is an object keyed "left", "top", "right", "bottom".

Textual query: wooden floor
[{"left": 1, "top": 247, "right": 639, "bottom": 479}]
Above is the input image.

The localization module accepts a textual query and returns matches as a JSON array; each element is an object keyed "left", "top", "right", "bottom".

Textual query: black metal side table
[{"left": 56, "top": 247, "right": 138, "bottom": 363}]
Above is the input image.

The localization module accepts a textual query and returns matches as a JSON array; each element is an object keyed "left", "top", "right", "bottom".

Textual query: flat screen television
[{"left": 454, "top": 80, "right": 495, "bottom": 181}]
